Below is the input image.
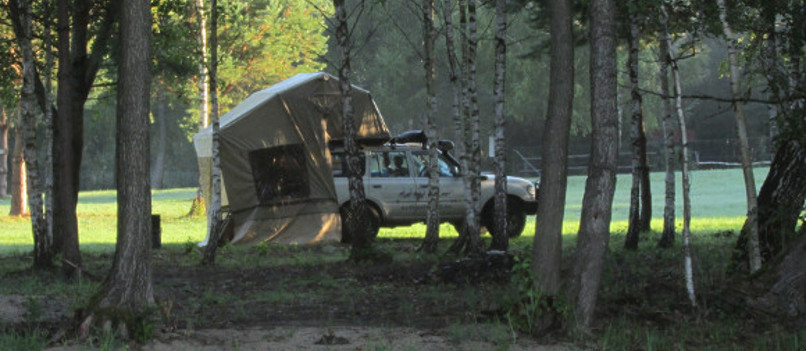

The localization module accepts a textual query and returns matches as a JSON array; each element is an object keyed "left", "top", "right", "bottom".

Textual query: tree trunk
[
  {"left": 421, "top": 0, "right": 440, "bottom": 254},
  {"left": 569, "top": 0, "right": 618, "bottom": 330},
  {"left": 736, "top": 233, "right": 806, "bottom": 318},
  {"left": 84, "top": 0, "right": 154, "bottom": 335},
  {"left": 464, "top": 0, "right": 482, "bottom": 255},
  {"left": 670, "top": 39, "right": 697, "bottom": 308},
  {"left": 44, "top": 0, "right": 55, "bottom": 261},
  {"left": 151, "top": 89, "right": 167, "bottom": 190},
  {"left": 638, "top": 118, "right": 651, "bottom": 232},
  {"left": 18, "top": 0, "right": 52, "bottom": 269},
  {"left": 656, "top": 5, "right": 676, "bottom": 249},
  {"left": 333, "top": 0, "right": 372, "bottom": 259},
  {"left": 531, "top": 0, "right": 573, "bottom": 332},
  {"left": 442, "top": 0, "right": 467, "bottom": 253},
  {"left": 490, "top": 0, "right": 508, "bottom": 252},
  {"left": 53, "top": 0, "right": 118, "bottom": 277},
  {"left": 188, "top": 0, "right": 209, "bottom": 217},
  {"left": 9, "top": 113, "right": 27, "bottom": 216},
  {"left": 625, "top": 9, "right": 643, "bottom": 250},
  {"left": 0, "top": 107, "right": 8, "bottom": 199},
  {"left": 717, "top": 0, "right": 762, "bottom": 274},
  {"left": 202, "top": 0, "right": 223, "bottom": 265}
]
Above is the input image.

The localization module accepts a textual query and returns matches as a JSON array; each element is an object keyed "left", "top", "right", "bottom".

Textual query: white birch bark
[
  {"left": 491, "top": 0, "right": 508, "bottom": 251},
  {"left": 657, "top": 4, "right": 676, "bottom": 248},
  {"left": 465, "top": 0, "right": 482, "bottom": 253},
  {"left": 202, "top": 0, "right": 222, "bottom": 264},
  {"left": 18, "top": 0, "right": 50, "bottom": 269},
  {"left": 716, "top": 0, "right": 762, "bottom": 273},
  {"left": 669, "top": 42, "right": 697, "bottom": 308},
  {"left": 422, "top": 0, "right": 440, "bottom": 253}
]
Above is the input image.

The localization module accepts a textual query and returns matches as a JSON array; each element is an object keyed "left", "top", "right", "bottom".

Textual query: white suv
[{"left": 331, "top": 139, "right": 538, "bottom": 240}]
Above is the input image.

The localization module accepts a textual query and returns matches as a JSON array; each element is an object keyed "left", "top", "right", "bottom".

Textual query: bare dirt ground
[{"left": 1, "top": 243, "right": 585, "bottom": 350}]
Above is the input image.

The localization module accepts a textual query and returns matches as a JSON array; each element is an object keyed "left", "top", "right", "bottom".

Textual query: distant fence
[{"left": 511, "top": 137, "right": 772, "bottom": 177}]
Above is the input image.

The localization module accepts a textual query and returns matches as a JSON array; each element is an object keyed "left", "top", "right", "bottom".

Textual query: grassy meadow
[{"left": 0, "top": 168, "right": 765, "bottom": 254}]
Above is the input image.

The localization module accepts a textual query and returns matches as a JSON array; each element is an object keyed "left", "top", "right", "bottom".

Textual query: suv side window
[
  {"left": 412, "top": 151, "right": 460, "bottom": 177},
  {"left": 331, "top": 151, "right": 365, "bottom": 178},
  {"left": 374, "top": 151, "right": 409, "bottom": 177}
]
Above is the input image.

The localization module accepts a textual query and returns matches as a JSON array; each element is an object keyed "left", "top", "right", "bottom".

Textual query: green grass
[{"left": 0, "top": 167, "right": 767, "bottom": 254}]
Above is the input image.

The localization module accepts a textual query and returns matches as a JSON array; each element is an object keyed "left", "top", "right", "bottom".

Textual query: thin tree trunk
[
  {"left": 443, "top": 0, "right": 465, "bottom": 236},
  {"left": 189, "top": 0, "right": 209, "bottom": 217},
  {"left": 465, "top": 0, "right": 482, "bottom": 254},
  {"left": 85, "top": 0, "right": 154, "bottom": 334},
  {"left": 531, "top": 0, "right": 573, "bottom": 326},
  {"left": 9, "top": 112, "right": 27, "bottom": 216},
  {"left": 489, "top": 0, "right": 508, "bottom": 252},
  {"left": 657, "top": 5, "right": 676, "bottom": 249},
  {"left": 625, "top": 10, "right": 642, "bottom": 250},
  {"left": 151, "top": 89, "right": 167, "bottom": 190},
  {"left": 202, "top": 0, "right": 222, "bottom": 265},
  {"left": 638, "top": 120, "right": 651, "bottom": 232},
  {"left": 422, "top": 0, "right": 440, "bottom": 254},
  {"left": 569, "top": 0, "right": 618, "bottom": 330},
  {"left": 18, "top": 0, "right": 51, "bottom": 269},
  {"left": 670, "top": 43, "right": 697, "bottom": 308},
  {"left": 44, "top": 0, "right": 55, "bottom": 260},
  {"left": 717, "top": 0, "right": 762, "bottom": 273},
  {"left": 0, "top": 107, "right": 8, "bottom": 199}
]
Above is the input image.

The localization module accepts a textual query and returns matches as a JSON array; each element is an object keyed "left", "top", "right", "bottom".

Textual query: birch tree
[
  {"left": 82, "top": 0, "right": 154, "bottom": 335},
  {"left": 664, "top": 20, "right": 697, "bottom": 306},
  {"left": 489, "top": 0, "right": 508, "bottom": 252},
  {"left": 716, "top": 0, "right": 762, "bottom": 273},
  {"left": 624, "top": 2, "right": 647, "bottom": 250},
  {"left": 333, "top": 0, "right": 374, "bottom": 259},
  {"left": 421, "top": 0, "right": 440, "bottom": 254},
  {"left": 569, "top": 0, "right": 619, "bottom": 330},
  {"left": 202, "top": 0, "right": 223, "bottom": 265},
  {"left": 17, "top": 0, "right": 51, "bottom": 269},
  {"left": 188, "top": 0, "right": 209, "bottom": 216},
  {"left": 656, "top": 2, "right": 676, "bottom": 249}
]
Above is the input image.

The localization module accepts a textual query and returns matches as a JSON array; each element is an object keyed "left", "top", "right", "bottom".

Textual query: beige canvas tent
[{"left": 194, "top": 72, "right": 390, "bottom": 245}]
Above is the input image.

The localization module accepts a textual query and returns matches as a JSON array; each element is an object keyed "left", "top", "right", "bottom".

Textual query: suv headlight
[{"left": 527, "top": 184, "right": 536, "bottom": 199}]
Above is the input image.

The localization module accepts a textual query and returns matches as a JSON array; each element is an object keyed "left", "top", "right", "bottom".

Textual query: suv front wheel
[
  {"left": 339, "top": 204, "right": 381, "bottom": 244},
  {"left": 482, "top": 197, "right": 526, "bottom": 238}
]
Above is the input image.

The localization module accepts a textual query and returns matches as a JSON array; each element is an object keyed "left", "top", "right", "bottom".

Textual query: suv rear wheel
[
  {"left": 482, "top": 197, "right": 526, "bottom": 238},
  {"left": 339, "top": 204, "right": 381, "bottom": 244}
]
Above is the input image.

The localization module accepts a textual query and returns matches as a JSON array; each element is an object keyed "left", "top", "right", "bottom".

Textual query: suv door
[
  {"left": 411, "top": 150, "right": 464, "bottom": 219},
  {"left": 365, "top": 150, "right": 420, "bottom": 220}
]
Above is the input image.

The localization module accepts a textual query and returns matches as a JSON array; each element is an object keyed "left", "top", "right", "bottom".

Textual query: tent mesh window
[{"left": 248, "top": 144, "right": 309, "bottom": 204}]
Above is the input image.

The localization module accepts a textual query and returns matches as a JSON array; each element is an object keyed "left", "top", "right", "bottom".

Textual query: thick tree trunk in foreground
[
  {"left": 83, "top": 0, "right": 154, "bottom": 336},
  {"left": 657, "top": 5, "right": 676, "bottom": 249},
  {"left": 422, "top": 0, "right": 440, "bottom": 253},
  {"left": 717, "top": 0, "right": 762, "bottom": 273},
  {"left": 569, "top": 0, "right": 618, "bottom": 330},
  {"left": 737, "top": 233, "right": 806, "bottom": 318},
  {"left": 532, "top": 0, "right": 573, "bottom": 295},
  {"left": 733, "top": 137, "right": 806, "bottom": 268},
  {"left": 490, "top": 0, "right": 508, "bottom": 252}
]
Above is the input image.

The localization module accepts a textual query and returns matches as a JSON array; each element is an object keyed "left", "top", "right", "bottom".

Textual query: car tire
[
  {"left": 340, "top": 204, "right": 381, "bottom": 244},
  {"left": 483, "top": 197, "right": 526, "bottom": 238}
]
